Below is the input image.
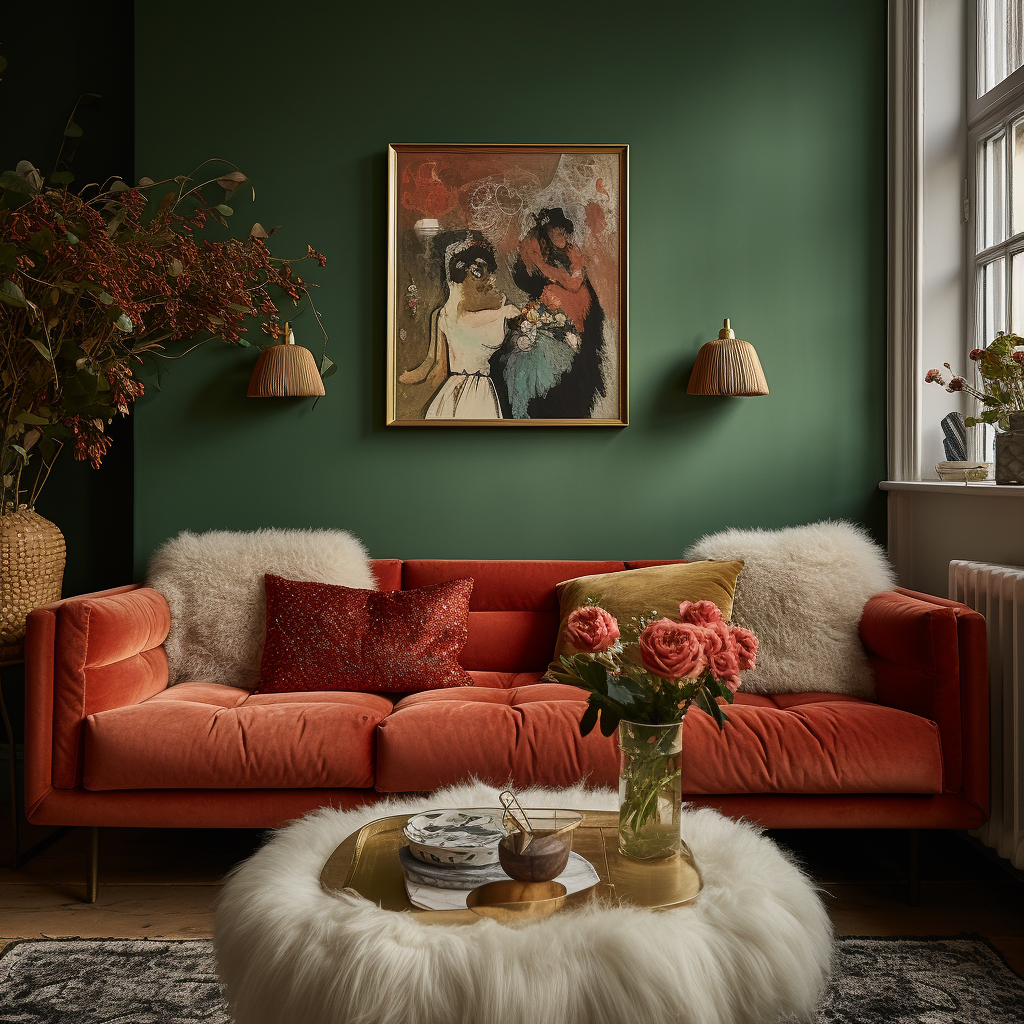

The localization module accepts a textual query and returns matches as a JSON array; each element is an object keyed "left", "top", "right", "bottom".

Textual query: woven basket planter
[{"left": 0, "top": 506, "right": 65, "bottom": 661}]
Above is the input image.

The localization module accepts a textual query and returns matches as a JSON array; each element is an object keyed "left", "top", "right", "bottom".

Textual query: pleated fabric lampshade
[
  {"left": 686, "top": 319, "right": 769, "bottom": 396},
  {"left": 247, "top": 323, "right": 326, "bottom": 398}
]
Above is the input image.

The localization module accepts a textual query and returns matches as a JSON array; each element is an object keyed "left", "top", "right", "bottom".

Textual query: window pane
[
  {"left": 979, "top": 0, "right": 1024, "bottom": 96},
  {"left": 979, "top": 132, "right": 1008, "bottom": 251},
  {"left": 1013, "top": 119, "right": 1024, "bottom": 233},
  {"left": 981, "top": 257, "right": 1007, "bottom": 345},
  {"left": 1014, "top": 252, "right": 1024, "bottom": 333}
]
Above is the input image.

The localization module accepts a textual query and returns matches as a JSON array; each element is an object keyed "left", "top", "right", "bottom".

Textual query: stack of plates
[{"left": 400, "top": 808, "right": 599, "bottom": 912}]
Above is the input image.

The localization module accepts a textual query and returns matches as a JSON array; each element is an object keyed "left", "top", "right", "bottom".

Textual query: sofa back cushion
[{"left": 402, "top": 560, "right": 625, "bottom": 676}]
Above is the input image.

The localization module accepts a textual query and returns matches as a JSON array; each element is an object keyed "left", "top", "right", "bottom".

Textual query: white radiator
[{"left": 949, "top": 560, "right": 1024, "bottom": 869}]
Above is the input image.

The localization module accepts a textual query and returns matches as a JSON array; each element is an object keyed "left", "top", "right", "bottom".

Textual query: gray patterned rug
[{"left": 0, "top": 936, "right": 1022, "bottom": 1023}]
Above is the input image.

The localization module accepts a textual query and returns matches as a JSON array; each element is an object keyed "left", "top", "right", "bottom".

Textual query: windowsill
[{"left": 880, "top": 480, "right": 1024, "bottom": 496}]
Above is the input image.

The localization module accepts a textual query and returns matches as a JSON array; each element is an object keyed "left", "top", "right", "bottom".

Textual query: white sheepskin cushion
[
  {"left": 215, "top": 781, "right": 832, "bottom": 1024},
  {"left": 147, "top": 528, "right": 375, "bottom": 687},
  {"left": 686, "top": 520, "right": 895, "bottom": 697}
]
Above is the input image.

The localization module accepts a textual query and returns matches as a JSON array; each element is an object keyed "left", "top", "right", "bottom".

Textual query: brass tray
[{"left": 319, "top": 807, "right": 702, "bottom": 926}]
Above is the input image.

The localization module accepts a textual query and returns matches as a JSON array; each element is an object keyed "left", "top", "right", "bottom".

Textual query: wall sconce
[
  {"left": 247, "top": 323, "right": 326, "bottom": 398},
  {"left": 686, "top": 319, "right": 769, "bottom": 396}
]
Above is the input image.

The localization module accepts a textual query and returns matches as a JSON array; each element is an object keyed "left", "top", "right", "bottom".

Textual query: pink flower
[
  {"left": 639, "top": 618, "right": 707, "bottom": 680},
  {"left": 566, "top": 606, "right": 620, "bottom": 653},
  {"left": 678, "top": 600, "right": 723, "bottom": 627},
  {"left": 703, "top": 621, "right": 740, "bottom": 681},
  {"left": 730, "top": 626, "right": 758, "bottom": 672},
  {"left": 947, "top": 376, "right": 966, "bottom": 392}
]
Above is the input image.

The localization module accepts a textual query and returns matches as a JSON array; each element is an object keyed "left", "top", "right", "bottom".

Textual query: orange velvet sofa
[{"left": 24, "top": 558, "right": 989, "bottom": 833}]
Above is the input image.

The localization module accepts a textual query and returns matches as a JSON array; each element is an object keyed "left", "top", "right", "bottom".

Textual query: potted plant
[
  {"left": 925, "top": 333, "right": 1024, "bottom": 483},
  {"left": 0, "top": 116, "right": 330, "bottom": 658}
]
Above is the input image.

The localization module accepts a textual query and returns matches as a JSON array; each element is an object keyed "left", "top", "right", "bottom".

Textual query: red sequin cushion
[{"left": 254, "top": 574, "right": 474, "bottom": 693}]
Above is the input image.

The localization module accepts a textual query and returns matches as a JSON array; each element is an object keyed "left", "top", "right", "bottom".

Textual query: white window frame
[{"left": 966, "top": 0, "right": 1024, "bottom": 459}]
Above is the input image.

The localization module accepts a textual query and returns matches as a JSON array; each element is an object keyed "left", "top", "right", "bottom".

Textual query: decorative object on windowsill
[
  {"left": 941, "top": 412, "right": 968, "bottom": 461},
  {"left": 549, "top": 601, "right": 758, "bottom": 860},
  {"left": 0, "top": 97, "right": 331, "bottom": 648},
  {"left": 925, "top": 333, "right": 1024, "bottom": 483},
  {"left": 247, "top": 323, "right": 326, "bottom": 398},
  {"left": 686, "top": 318, "right": 769, "bottom": 396},
  {"left": 934, "top": 461, "right": 993, "bottom": 483}
]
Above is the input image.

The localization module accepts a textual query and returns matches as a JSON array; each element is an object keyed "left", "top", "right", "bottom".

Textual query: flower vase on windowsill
[{"left": 549, "top": 601, "right": 759, "bottom": 861}]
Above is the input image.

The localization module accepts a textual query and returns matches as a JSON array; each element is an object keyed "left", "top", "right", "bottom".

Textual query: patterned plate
[{"left": 403, "top": 809, "right": 508, "bottom": 866}]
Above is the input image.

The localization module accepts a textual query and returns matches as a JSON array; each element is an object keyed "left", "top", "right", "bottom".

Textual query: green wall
[{"left": 133, "top": 1, "right": 886, "bottom": 577}]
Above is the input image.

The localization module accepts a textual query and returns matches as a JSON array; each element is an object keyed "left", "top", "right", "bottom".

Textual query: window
[{"left": 968, "top": 0, "right": 1024, "bottom": 458}]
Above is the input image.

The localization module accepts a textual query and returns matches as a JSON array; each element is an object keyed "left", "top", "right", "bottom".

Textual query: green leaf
[
  {"left": 24, "top": 335, "right": 53, "bottom": 359},
  {"left": 29, "top": 228, "right": 54, "bottom": 254},
  {"left": 320, "top": 355, "right": 336, "bottom": 379},
  {"left": 0, "top": 56, "right": 7, "bottom": 74},
  {"left": 64, "top": 122, "right": 83, "bottom": 138},
  {"left": 15, "top": 411, "right": 49, "bottom": 425},
  {"left": 598, "top": 705, "right": 620, "bottom": 737},
  {"left": 64, "top": 230, "right": 79, "bottom": 245},
  {"left": 0, "top": 243, "right": 16, "bottom": 271},
  {"left": 579, "top": 702, "right": 599, "bottom": 737},
  {"left": 215, "top": 204, "right": 233, "bottom": 216},
  {"left": 109, "top": 180, "right": 129, "bottom": 193},
  {"left": 97, "top": 291, "right": 114, "bottom": 305},
  {"left": 1, "top": 169, "right": 35, "bottom": 194},
  {"left": 606, "top": 678, "right": 637, "bottom": 706},
  {"left": 115, "top": 313, "right": 133, "bottom": 332},
  {"left": 48, "top": 170, "right": 75, "bottom": 185},
  {"left": 0, "top": 279, "right": 27, "bottom": 307}
]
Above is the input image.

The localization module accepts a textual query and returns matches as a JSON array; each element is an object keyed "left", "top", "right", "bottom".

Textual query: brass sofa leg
[{"left": 85, "top": 826, "right": 98, "bottom": 903}]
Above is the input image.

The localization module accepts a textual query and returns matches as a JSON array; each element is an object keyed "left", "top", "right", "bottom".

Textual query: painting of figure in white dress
[{"left": 387, "top": 145, "right": 627, "bottom": 426}]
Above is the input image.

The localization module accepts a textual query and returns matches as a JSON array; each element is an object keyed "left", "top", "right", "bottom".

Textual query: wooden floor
[{"left": 2, "top": 805, "right": 1022, "bottom": 974}]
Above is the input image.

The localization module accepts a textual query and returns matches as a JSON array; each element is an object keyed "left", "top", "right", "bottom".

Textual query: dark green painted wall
[
  {"left": 133, "top": 2, "right": 886, "bottom": 577},
  {"left": 2, "top": 3, "right": 134, "bottom": 598}
]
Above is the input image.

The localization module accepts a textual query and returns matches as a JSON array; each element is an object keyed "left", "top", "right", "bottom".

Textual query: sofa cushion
[
  {"left": 374, "top": 688, "right": 944, "bottom": 795},
  {"left": 547, "top": 559, "right": 745, "bottom": 675},
  {"left": 254, "top": 575, "right": 474, "bottom": 694},
  {"left": 402, "top": 560, "right": 626, "bottom": 672},
  {"left": 376, "top": 682, "right": 613, "bottom": 792},
  {"left": 82, "top": 683, "right": 392, "bottom": 790}
]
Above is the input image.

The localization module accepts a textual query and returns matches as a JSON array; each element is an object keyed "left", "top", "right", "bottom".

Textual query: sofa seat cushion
[
  {"left": 375, "top": 688, "right": 944, "bottom": 795},
  {"left": 82, "top": 682, "right": 393, "bottom": 790}
]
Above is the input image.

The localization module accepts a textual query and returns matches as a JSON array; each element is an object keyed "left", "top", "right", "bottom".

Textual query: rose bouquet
[{"left": 550, "top": 600, "right": 758, "bottom": 858}]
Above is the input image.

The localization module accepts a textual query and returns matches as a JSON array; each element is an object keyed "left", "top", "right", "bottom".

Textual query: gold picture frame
[{"left": 386, "top": 144, "right": 628, "bottom": 427}]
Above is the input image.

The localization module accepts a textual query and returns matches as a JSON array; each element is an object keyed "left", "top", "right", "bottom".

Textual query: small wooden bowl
[
  {"left": 498, "top": 832, "right": 573, "bottom": 882},
  {"left": 466, "top": 879, "right": 567, "bottom": 923}
]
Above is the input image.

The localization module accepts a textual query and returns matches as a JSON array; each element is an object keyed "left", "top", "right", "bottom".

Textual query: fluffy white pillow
[
  {"left": 147, "top": 528, "right": 375, "bottom": 687},
  {"left": 685, "top": 521, "right": 895, "bottom": 697}
]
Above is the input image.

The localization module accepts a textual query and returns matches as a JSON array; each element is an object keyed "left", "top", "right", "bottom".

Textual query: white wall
[
  {"left": 921, "top": 0, "right": 969, "bottom": 474},
  {"left": 888, "top": 487, "right": 1024, "bottom": 595}
]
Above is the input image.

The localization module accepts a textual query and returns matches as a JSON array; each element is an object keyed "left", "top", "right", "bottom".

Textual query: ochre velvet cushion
[
  {"left": 546, "top": 559, "right": 744, "bottom": 677},
  {"left": 254, "top": 574, "right": 474, "bottom": 693}
]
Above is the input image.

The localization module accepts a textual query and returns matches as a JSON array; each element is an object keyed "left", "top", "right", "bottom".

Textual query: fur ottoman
[{"left": 215, "top": 782, "right": 832, "bottom": 1024}]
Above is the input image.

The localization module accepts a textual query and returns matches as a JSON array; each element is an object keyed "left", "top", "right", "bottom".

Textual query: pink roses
[
  {"left": 566, "top": 605, "right": 621, "bottom": 653},
  {"left": 638, "top": 600, "right": 757, "bottom": 693},
  {"left": 638, "top": 619, "right": 708, "bottom": 680}
]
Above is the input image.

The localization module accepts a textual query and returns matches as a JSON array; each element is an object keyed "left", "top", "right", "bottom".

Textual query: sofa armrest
[
  {"left": 859, "top": 589, "right": 988, "bottom": 816},
  {"left": 25, "top": 586, "right": 171, "bottom": 802}
]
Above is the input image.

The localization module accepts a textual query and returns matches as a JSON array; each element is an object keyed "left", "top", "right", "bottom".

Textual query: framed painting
[{"left": 386, "top": 144, "right": 628, "bottom": 426}]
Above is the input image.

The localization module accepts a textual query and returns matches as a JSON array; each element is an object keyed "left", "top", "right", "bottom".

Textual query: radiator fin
[{"left": 949, "top": 560, "right": 1024, "bottom": 869}]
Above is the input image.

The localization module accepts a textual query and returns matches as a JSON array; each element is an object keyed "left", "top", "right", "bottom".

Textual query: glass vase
[{"left": 617, "top": 720, "right": 684, "bottom": 860}]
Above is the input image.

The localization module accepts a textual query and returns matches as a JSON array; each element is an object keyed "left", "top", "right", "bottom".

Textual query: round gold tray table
[{"left": 320, "top": 807, "right": 701, "bottom": 925}]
